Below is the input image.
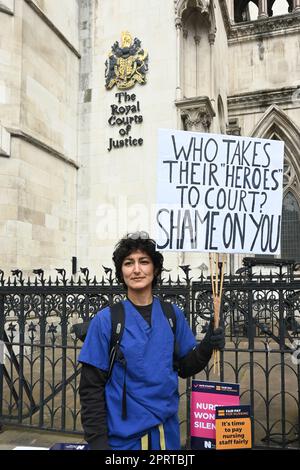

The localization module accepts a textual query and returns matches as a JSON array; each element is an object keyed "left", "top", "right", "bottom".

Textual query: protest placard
[
  {"left": 156, "top": 128, "right": 284, "bottom": 254},
  {"left": 215, "top": 405, "right": 252, "bottom": 450},
  {"left": 190, "top": 380, "right": 240, "bottom": 450}
]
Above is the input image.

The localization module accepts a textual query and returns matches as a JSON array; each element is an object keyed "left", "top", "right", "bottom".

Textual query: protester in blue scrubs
[{"left": 79, "top": 232, "right": 224, "bottom": 450}]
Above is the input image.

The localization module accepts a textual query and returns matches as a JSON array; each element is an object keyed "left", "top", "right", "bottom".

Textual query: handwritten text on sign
[{"left": 156, "top": 129, "right": 284, "bottom": 254}]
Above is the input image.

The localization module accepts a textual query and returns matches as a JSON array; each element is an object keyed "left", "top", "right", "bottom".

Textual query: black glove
[
  {"left": 201, "top": 320, "right": 225, "bottom": 352},
  {"left": 209, "top": 326, "right": 225, "bottom": 350},
  {"left": 71, "top": 320, "right": 90, "bottom": 342}
]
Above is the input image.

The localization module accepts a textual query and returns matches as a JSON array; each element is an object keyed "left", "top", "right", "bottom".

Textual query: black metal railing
[{"left": 0, "top": 259, "right": 300, "bottom": 449}]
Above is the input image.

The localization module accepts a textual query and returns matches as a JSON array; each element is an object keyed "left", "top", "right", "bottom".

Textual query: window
[
  {"left": 270, "top": 0, "right": 293, "bottom": 16},
  {"left": 234, "top": 0, "right": 257, "bottom": 22},
  {"left": 250, "top": 107, "right": 300, "bottom": 262},
  {"left": 281, "top": 192, "right": 300, "bottom": 260},
  {"left": 281, "top": 159, "right": 300, "bottom": 260},
  {"left": 248, "top": 1, "right": 259, "bottom": 20},
  {"left": 234, "top": 0, "right": 293, "bottom": 23}
]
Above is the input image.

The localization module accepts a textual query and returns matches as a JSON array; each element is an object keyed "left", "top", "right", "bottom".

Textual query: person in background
[{"left": 79, "top": 232, "right": 225, "bottom": 450}]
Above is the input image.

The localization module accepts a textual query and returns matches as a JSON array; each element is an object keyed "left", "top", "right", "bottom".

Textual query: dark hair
[{"left": 112, "top": 232, "right": 164, "bottom": 288}]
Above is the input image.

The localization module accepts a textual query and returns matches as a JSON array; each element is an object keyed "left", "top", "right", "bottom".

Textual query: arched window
[
  {"left": 269, "top": 0, "right": 293, "bottom": 16},
  {"left": 234, "top": 0, "right": 259, "bottom": 22},
  {"left": 281, "top": 159, "right": 300, "bottom": 260},
  {"left": 234, "top": 0, "right": 292, "bottom": 22},
  {"left": 250, "top": 105, "right": 300, "bottom": 261},
  {"left": 281, "top": 191, "right": 300, "bottom": 260},
  {"left": 248, "top": 2, "right": 259, "bottom": 20}
]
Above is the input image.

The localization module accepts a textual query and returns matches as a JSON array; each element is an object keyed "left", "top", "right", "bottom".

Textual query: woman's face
[{"left": 121, "top": 249, "right": 155, "bottom": 294}]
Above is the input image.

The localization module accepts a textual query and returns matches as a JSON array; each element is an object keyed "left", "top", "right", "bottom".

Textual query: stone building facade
[
  {"left": 0, "top": 0, "right": 299, "bottom": 276},
  {"left": 0, "top": 0, "right": 79, "bottom": 275}
]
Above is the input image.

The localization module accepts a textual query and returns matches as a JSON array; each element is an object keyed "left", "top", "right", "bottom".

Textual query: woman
[{"left": 79, "top": 232, "right": 224, "bottom": 450}]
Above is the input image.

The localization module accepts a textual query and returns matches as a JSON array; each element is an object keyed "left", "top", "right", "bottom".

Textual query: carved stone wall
[{"left": 175, "top": 96, "right": 215, "bottom": 132}]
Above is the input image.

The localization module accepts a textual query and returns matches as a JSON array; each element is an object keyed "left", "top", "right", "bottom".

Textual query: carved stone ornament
[
  {"left": 105, "top": 32, "right": 148, "bottom": 90},
  {"left": 228, "top": 86, "right": 300, "bottom": 114},
  {"left": 174, "top": 0, "right": 211, "bottom": 17},
  {"left": 175, "top": 96, "right": 215, "bottom": 132},
  {"left": 230, "top": 13, "right": 300, "bottom": 42}
]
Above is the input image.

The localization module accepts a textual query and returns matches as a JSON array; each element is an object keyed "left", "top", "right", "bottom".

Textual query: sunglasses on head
[{"left": 127, "top": 231, "right": 149, "bottom": 240}]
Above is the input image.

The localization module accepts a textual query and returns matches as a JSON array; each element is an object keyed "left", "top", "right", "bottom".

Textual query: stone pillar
[
  {"left": 175, "top": 17, "right": 182, "bottom": 100},
  {"left": 194, "top": 35, "right": 201, "bottom": 96},
  {"left": 258, "top": 0, "right": 268, "bottom": 18},
  {"left": 293, "top": 0, "right": 300, "bottom": 12},
  {"left": 208, "top": 31, "right": 216, "bottom": 111}
]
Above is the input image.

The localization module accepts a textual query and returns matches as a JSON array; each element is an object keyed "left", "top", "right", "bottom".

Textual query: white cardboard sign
[{"left": 156, "top": 128, "right": 284, "bottom": 254}]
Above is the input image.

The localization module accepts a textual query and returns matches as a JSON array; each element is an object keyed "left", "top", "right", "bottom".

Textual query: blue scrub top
[{"left": 79, "top": 297, "right": 196, "bottom": 447}]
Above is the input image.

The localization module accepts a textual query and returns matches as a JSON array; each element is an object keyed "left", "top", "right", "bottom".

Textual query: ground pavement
[{"left": 0, "top": 425, "right": 85, "bottom": 450}]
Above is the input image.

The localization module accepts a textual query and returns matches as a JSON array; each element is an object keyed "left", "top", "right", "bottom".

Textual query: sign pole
[{"left": 209, "top": 253, "right": 225, "bottom": 374}]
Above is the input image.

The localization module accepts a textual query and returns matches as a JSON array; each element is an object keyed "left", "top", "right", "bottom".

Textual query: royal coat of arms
[{"left": 105, "top": 32, "right": 148, "bottom": 90}]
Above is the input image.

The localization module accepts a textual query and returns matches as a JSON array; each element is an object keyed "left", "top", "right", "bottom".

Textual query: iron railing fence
[{"left": 0, "top": 258, "right": 300, "bottom": 449}]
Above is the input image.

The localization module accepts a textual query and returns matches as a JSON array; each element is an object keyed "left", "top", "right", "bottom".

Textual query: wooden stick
[
  {"left": 213, "top": 350, "right": 220, "bottom": 375},
  {"left": 216, "top": 253, "right": 219, "bottom": 297},
  {"left": 210, "top": 253, "right": 225, "bottom": 375},
  {"left": 209, "top": 254, "right": 216, "bottom": 299},
  {"left": 219, "top": 254, "right": 225, "bottom": 304}
]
